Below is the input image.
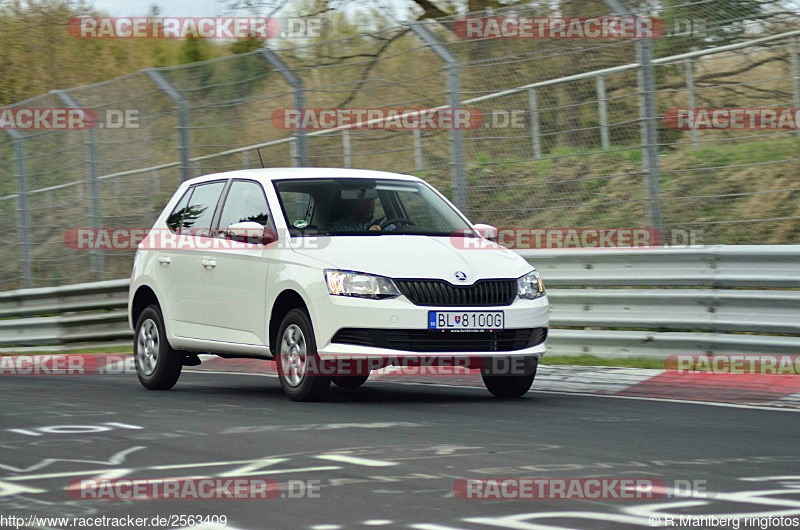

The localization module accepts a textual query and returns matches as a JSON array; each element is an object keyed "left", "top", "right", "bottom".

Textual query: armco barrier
[
  {"left": 0, "top": 279, "right": 130, "bottom": 346},
  {"left": 1, "top": 246, "right": 798, "bottom": 357}
]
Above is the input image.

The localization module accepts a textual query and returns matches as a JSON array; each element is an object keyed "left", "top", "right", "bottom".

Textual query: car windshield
[{"left": 273, "top": 178, "right": 475, "bottom": 236}]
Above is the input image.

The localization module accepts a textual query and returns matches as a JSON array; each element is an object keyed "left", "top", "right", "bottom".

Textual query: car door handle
[
  {"left": 157, "top": 256, "right": 171, "bottom": 265},
  {"left": 201, "top": 258, "right": 216, "bottom": 269}
]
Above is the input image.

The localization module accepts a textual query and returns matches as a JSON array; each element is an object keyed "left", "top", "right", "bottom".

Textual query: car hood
[{"left": 290, "top": 235, "right": 532, "bottom": 283}]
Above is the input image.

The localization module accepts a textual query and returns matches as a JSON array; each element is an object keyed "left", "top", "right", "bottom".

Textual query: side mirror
[
  {"left": 473, "top": 223, "right": 498, "bottom": 242},
  {"left": 225, "top": 221, "right": 277, "bottom": 246}
]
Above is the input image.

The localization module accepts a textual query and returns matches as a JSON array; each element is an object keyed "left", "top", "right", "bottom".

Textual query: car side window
[
  {"left": 181, "top": 181, "right": 226, "bottom": 236},
  {"left": 217, "top": 180, "right": 275, "bottom": 233},
  {"left": 166, "top": 188, "right": 192, "bottom": 233}
]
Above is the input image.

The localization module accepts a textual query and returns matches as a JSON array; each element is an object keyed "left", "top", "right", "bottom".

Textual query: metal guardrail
[
  {"left": 1, "top": 246, "right": 798, "bottom": 357},
  {"left": 0, "top": 279, "right": 130, "bottom": 346},
  {"left": 519, "top": 245, "right": 800, "bottom": 288}
]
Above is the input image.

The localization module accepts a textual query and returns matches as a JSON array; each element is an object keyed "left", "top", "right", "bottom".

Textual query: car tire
[
  {"left": 332, "top": 374, "right": 370, "bottom": 388},
  {"left": 276, "top": 308, "right": 331, "bottom": 402},
  {"left": 134, "top": 305, "right": 183, "bottom": 390},
  {"left": 481, "top": 357, "right": 538, "bottom": 398}
]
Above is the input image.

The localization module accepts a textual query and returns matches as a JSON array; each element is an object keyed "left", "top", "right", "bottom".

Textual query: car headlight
[
  {"left": 517, "top": 270, "right": 545, "bottom": 299},
  {"left": 324, "top": 270, "right": 401, "bottom": 299}
]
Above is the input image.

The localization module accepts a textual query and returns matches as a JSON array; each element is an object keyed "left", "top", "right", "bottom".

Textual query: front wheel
[
  {"left": 481, "top": 357, "right": 538, "bottom": 398},
  {"left": 134, "top": 305, "right": 182, "bottom": 390},
  {"left": 276, "top": 308, "right": 331, "bottom": 401}
]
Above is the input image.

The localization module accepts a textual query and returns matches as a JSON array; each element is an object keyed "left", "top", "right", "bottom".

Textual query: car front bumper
[{"left": 311, "top": 293, "right": 549, "bottom": 361}]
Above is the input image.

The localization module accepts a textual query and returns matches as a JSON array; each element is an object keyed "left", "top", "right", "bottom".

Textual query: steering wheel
[{"left": 381, "top": 217, "right": 416, "bottom": 228}]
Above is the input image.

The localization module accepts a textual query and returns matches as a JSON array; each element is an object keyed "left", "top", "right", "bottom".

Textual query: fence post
[
  {"left": 602, "top": 0, "right": 664, "bottom": 233},
  {"left": 413, "top": 129, "right": 424, "bottom": 171},
  {"left": 143, "top": 68, "right": 191, "bottom": 182},
  {"left": 684, "top": 59, "right": 699, "bottom": 149},
  {"left": 5, "top": 130, "right": 32, "bottom": 288},
  {"left": 410, "top": 23, "right": 467, "bottom": 213},
  {"left": 52, "top": 89, "right": 103, "bottom": 281},
  {"left": 637, "top": 40, "right": 665, "bottom": 233},
  {"left": 596, "top": 75, "right": 610, "bottom": 151},
  {"left": 342, "top": 129, "right": 352, "bottom": 168},
  {"left": 258, "top": 48, "right": 309, "bottom": 167},
  {"left": 527, "top": 88, "right": 542, "bottom": 159},
  {"left": 242, "top": 150, "right": 250, "bottom": 169},
  {"left": 790, "top": 38, "right": 800, "bottom": 115}
]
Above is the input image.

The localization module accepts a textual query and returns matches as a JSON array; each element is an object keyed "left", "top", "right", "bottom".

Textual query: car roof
[{"left": 181, "top": 168, "right": 423, "bottom": 187}]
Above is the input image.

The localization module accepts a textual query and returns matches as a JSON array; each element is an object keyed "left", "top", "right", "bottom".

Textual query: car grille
[
  {"left": 331, "top": 327, "right": 547, "bottom": 353},
  {"left": 394, "top": 278, "right": 517, "bottom": 307}
]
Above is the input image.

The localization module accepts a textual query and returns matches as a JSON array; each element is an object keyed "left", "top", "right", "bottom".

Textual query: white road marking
[
  {"left": 315, "top": 454, "right": 399, "bottom": 467},
  {"left": 0, "top": 446, "right": 144, "bottom": 473},
  {"left": 739, "top": 475, "right": 800, "bottom": 481},
  {"left": 3, "top": 469, "right": 132, "bottom": 481},
  {"left": 0, "top": 480, "right": 46, "bottom": 496},
  {"left": 411, "top": 523, "right": 464, "bottom": 530},
  {"left": 216, "top": 457, "right": 288, "bottom": 476}
]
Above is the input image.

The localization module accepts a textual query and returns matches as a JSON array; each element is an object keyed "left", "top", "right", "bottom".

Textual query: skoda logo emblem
[{"left": 454, "top": 271, "right": 467, "bottom": 282}]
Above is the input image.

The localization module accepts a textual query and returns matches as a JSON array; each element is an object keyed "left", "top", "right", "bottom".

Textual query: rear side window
[
  {"left": 166, "top": 189, "right": 192, "bottom": 232},
  {"left": 179, "top": 181, "right": 225, "bottom": 236},
  {"left": 217, "top": 180, "right": 274, "bottom": 232}
]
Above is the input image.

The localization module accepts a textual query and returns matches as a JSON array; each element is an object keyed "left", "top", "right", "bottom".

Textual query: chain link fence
[{"left": 1, "top": 0, "right": 799, "bottom": 290}]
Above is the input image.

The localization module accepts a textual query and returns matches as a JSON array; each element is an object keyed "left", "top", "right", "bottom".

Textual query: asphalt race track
[{"left": 1, "top": 369, "right": 799, "bottom": 530}]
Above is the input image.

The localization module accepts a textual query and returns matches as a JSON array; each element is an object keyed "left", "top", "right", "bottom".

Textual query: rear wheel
[
  {"left": 134, "top": 305, "right": 182, "bottom": 390},
  {"left": 276, "top": 309, "right": 331, "bottom": 401},
  {"left": 481, "top": 357, "right": 538, "bottom": 398},
  {"left": 332, "top": 374, "right": 370, "bottom": 388}
]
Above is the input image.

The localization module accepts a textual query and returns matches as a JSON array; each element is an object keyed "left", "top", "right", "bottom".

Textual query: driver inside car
[{"left": 327, "top": 198, "right": 397, "bottom": 232}]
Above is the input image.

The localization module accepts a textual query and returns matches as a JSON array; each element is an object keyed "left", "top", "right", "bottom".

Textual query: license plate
[{"left": 428, "top": 311, "right": 504, "bottom": 330}]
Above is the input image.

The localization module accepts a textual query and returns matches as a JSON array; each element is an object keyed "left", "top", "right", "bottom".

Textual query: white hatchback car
[{"left": 129, "top": 168, "right": 548, "bottom": 401}]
